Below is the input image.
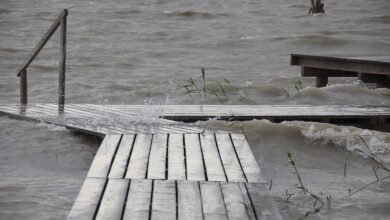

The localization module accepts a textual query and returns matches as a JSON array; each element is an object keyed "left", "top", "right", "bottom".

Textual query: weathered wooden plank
[
  {"left": 220, "top": 182, "right": 249, "bottom": 220},
  {"left": 147, "top": 133, "right": 168, "bottom": 179},
  {"left": 246, "top": 183, "right": 283, "bottom": 220},
  {"left": 125, "top": 134, "right": 153, "bottom": 179},
  {"left": 108, "top": 134, "right": 135, "bottom": 178},
  {"left": 123, "top": 179, "right": 153, "bottom": 220},
  {"left": 68, "top": 178, "right": 106, "bottom": 220},
  {"left": 151, "top": 180, "right": 176, "bottom": 220},
  {"left": 95, "top": 179, "right": 129, "bottom": 220},
  {"left": 230, "top": 134, "right": 265, "bottom": 183},
  {"left": 238, "top": 183, "right": 256, "bottom": 220},
  {"left": 168, "top": 133, "right": 186, "bottom": 180},
  {"left": 177, "top": 181, "right": 203, "bottom": 220},
  {"left": 87, "top": 135, "right": 122, "bottom": 178},
  {"left": 184, "top": 134, "right": 206, "bottom": 181},
  {"left": 200, "top": 181, "right": 228, "bottom": 220},
  {"left": 200, "top": 134, "right": 226, "bottom": 181},
  {"left": 215, "top": 134, "right": 246, "bottom": 182}
]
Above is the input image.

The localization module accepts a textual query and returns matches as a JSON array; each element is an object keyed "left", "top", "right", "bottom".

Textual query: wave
[
  {"left": 281, "top": 121, "right": 390, "bottom": 164},
  {"left": 163, "top": 10, "right": 226, "bottom": 19}
]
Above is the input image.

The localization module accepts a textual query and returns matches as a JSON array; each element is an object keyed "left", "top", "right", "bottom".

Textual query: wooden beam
[
  {"left": 301, "top": 67, "right": 357, "bottom": 77},
  {"left": 19, "top": 69, "right": 27, "bottom": 104},
  {"left": 58, "top": 13, "right": 67, "bottom": 110}
]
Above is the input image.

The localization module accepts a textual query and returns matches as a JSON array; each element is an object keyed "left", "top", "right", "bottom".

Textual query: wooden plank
[
  {"left": 87, "top": 135, "right": 122, "bottom": 178},
  {"left": 123, "top": 179, "right": 153, "bottom": 220},
  {"left": 95, "top": 179, "right": 129, "bottom": 220},
  {"left": 246, "top": 183, "right": 283, "bottom": 220},
  {"left": 200, "top": 134, "right": 226, "bottom": 181},
  {"left": 177, "top": 181, "right": 203, "bottom": 220},
  {"left": 200, "top": 181, "right": 228, "bottom": 220},
  {"left": 68, "top": 178, "right": 106, "bottom": 220},
  {"left": 220, "top": 182, "right": 249, "bottom": 220},
  {"left": 125, "top": 134, "right": 153, "bottom": 179},
  {"left": 238, "top": 183, "right": 256, "bottom": 220},
  {"left": 147, "top": 133, "right": 168, "bottom": 179},
  {"left": 215, "top": 134, "right": 246, "bottom": 182},
  {"left": 108, "top": 134, "right": 135, "bottom": 178},
  {"left": 184, "top": 134, "right": 206, "bottom": 181},
  {"left": 230, "top": 134, "right": 265, "bottom": 183},
  {"left": 168, "top": 133, "right": 186, "bottom": 180},
  {"left": 151, "top": 180, "right": 176, "bottom": 220}
]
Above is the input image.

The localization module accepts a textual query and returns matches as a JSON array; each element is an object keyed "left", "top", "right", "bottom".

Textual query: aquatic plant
[
  {"left": 346, "top": 135, "right": 390, "bottom": 197},
  {"left": 178, "top": 69, "right": 253, "bottom": 104},
  {"left": 286, "top": 152, "right": 332, "bottom": 219}
]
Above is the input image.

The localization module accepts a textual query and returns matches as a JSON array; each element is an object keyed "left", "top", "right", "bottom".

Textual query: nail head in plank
[
  {"left": 168, "top": 133, "right": 186, "bottom": 180},
  {"left": 230, "top": 134, "right": 265, "bottom": 183},
  {"left": 220, "top": 182, "right": 249, "bottom": 220},
  {"left": 68, "top": 178, "right": 106, "bottom": 220},
  {"left": 95, "top": 179, "right": 129, "bottom": 220},
  {"left": 126, "top": 134, "right": 153, "bottom": 179},
  {"left": 147, "top": 133, "right": 169, "bottom": 179},
  {"left": 177, "top": 181, "right": 203, "bottom": 220},
  {"left": 151, "top": 180, "right": 177, "bottom": 220},
  {"left": 184, "top": 134, "right": 206, "bottom": 181},
  {"left": 200, "top": 134, "right": 226, "bottom": 182},
  {"left": 123, "top": 179, "right": 153, "bottom": 220},
  {"left": 215, "top": 134, "right": 246, "bottom": 182},
  {"left": 87, "top": 135, "right": 122, "bottom": 178},
  {"left": 200, "top": 181, "right": 228, "bottom": 220},
  {"left": 246, "top": 183, "right": 283, "bottom": 220}
]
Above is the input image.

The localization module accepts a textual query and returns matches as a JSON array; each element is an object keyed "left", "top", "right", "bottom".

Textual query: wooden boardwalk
[
  {"left": 1, "top": 104, "right": 389, "bottom": 131},
  {"left": 68, "top": 134, "right": 281, "bottom": 220}
]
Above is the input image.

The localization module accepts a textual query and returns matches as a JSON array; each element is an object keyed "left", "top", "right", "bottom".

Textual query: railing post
[
  {"left": 20, "top": 69, "right": 27, "bottom": 104},
  {"left": 58, "top": 9, "right": 67, "bottom": 112}
]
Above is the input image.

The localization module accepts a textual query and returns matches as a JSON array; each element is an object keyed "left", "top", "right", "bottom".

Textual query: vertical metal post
[
  {"left": 58, "top": 9, "right": 67, "bottom": 112},
  {"left": 20, "top": 69, "right": 27, "bottom": 104}
]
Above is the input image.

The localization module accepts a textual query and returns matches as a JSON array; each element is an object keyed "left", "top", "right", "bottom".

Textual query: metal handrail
[{"left": 17, "top": 9, "right": 68, "bottom": 111}]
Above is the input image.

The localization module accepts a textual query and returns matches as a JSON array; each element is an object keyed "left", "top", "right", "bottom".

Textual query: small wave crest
[{"left": 282, "top": 121, "right": 390, "bottom": 164}]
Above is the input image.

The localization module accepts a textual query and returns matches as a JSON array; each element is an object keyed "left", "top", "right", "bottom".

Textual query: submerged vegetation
[{"left": 178, "top": 68, "right": 252, "bottom": 104}]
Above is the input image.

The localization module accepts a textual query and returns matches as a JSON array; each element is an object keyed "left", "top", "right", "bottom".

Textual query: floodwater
[{"left": 0, "top": 0, "right": 390, "bottom": 219}]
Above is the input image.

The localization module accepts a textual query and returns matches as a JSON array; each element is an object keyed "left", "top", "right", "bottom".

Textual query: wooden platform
[
  {"left": 68, "top": 134, "right": 281, "bottom": 220},
  {"left": 1, "top": 104, "right": 389, "bottom": 131},
  {"left": 291, "top": 53, "right": 390, "bottom": 87}
]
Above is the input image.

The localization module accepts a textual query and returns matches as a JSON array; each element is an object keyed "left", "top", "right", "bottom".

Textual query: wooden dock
[{"left": 291, "top": 54, "right": 390, "bottom": 87}]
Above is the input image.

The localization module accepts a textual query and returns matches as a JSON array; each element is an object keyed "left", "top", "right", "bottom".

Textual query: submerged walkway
[{"left": 1, "top": 104, "right": 389, "bottom": 132}]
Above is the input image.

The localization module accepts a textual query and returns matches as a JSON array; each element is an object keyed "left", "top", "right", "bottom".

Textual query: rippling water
[{"left": 1, "top": 0, "right": 390, "bottom": 219}]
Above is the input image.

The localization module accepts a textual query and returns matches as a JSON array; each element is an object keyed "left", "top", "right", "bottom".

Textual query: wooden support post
[
  {"left": 316, "top": 76, "right": 328, "bottom": 87},
  {"left": 20, "top": 69, "right": 27, "bottom": 104},
  {"left": 58, "top": 10, "right": 67, "bottom": 112}
]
